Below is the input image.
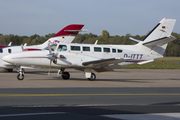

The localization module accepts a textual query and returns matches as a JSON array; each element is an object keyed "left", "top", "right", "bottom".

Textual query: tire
[
  {"left": 62, "top": 72, "right": 70, "bottom": 80},
  {"left": 17, "top": 73, "right": 24, "bottom": 80},
  {"left": 88, "top": 73, "right": 96, "bottom": 81}
]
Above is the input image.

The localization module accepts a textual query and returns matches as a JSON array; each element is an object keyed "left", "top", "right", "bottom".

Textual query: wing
[{"left": 82, "top": 58, "right": 129, "bottom": 72}]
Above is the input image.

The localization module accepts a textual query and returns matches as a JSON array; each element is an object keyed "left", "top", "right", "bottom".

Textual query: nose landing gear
[
  {"left": 17, "top": 73, "right": 24, "bottom": 80},
  {"left": 17, "top": 68, "right": 25, "bottom": 80},
  {"left": 62, "top": 72, "right": 70, "bottom": 79},
  {"left": 58, "top": 68, "right": 70, "bottom": 80}
]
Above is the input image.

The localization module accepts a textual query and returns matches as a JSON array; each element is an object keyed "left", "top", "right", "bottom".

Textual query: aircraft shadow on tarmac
[{"left": 152, "top": 101, "right": 180, "bottom": 105}]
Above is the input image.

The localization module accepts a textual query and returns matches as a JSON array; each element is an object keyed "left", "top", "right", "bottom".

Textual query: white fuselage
[
  {"left": 0, "top": 44, "right": 45, "bottom": 69},
  {"left": 0, "top": 35, "right": 77, "bottom": 69},
  {"left": 2, "top": 43, "right": 163, "bottom": 69}
]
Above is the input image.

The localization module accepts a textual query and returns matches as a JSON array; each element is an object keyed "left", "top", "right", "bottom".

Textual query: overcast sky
[{"left": 0, "top": 0, "right": 179, "bottom": 36}]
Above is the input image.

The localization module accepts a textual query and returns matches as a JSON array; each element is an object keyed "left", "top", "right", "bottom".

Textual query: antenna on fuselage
[
  {"left": 94, "top": 40, "right": 98, "bottom": 45},
  {"left": 8, "top": 42, "right": 12, "bottom": 46},
  {"left": 23, "top": 43, "right": 27, "bottom": 47}
]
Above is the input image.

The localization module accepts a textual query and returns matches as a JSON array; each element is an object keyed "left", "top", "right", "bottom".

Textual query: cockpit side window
[
  {"left": 8, "top": 49, "right": 11, "bottom": 53},
  {"left": 0, "top": 49, "right": 3, "bottom": 53},
  {"left": 58, "top": 45, "right": 67, "bottom": 51}
]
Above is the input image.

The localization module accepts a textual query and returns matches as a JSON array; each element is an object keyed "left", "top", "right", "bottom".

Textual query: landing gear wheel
[
  {"left": 62, "top": 72, "right": 70, "bottom": 80},
  {"left": 17, "top": 73, "right": 24, "bottom": 80},
  {"left": 88, "top": 73, "right": 96, "bottom": 81}
]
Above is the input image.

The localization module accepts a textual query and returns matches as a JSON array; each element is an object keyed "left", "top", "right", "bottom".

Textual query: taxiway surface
[{"left": 0, "top": 69, "right": 180, "bottom": 120}]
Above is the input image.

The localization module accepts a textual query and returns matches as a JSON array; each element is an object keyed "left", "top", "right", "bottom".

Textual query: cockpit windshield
[
  {"left": 45, "top": 44, "right": 67, "bottom": 52},
  {"left": 45, "top": 44, "right": 57, "bottom": 51},
  {"left": 57, "top": 45, "right": 67, "bottom": 51}
]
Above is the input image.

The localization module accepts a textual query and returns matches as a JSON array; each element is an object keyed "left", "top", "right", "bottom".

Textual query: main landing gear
[
  {"left": 84, "top": 68, "right": 96, "bottom": 81},
  {"left": 88, "top": 73, "right": 96, "bottom": 81},
  {"left": 58, "top": 68, "right": 96, "bottom": 81}
]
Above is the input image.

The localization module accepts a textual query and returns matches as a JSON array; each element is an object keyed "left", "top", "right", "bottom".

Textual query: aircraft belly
[{"left": 2, "top": 61, "right": 16, "bottom": 68}]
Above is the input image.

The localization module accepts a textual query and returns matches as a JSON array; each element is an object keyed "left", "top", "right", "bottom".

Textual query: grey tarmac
[
  {"left": 0, "top": 69, "right": 180, "bottom": 120},
  {"left": 1, "top": 69, "right": 180, "bottom": 88}
]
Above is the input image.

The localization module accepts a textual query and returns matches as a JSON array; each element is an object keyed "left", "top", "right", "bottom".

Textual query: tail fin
[
  {"left": 42, "top": 24, "right": 84, "bottom": 47},
  {"left": 142, "top": 18, "right": 176, "bottom": 47},
  {"left": 141, "top": 18, "right": 176, "bottom": 55}
]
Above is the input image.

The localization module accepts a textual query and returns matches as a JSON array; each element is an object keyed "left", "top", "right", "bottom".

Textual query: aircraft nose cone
[{"left": 2, "top": 55, "right": 12, "bottom": 63}]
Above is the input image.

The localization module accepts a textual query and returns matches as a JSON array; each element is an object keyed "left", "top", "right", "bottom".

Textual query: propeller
[
  {"left": 46, "top": 43, "right": 58, "bottom": 75},
  {"left": 46, "top": 43, "right": 72, "bottom": 76}
]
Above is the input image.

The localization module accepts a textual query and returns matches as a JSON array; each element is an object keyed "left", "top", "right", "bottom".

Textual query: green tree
[{"left": 101, "top": 30, "right": 110, "bottom": 38}]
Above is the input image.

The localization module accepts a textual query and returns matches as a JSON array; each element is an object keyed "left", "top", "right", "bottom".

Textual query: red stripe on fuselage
[
  {"left": 0, "top": 45, "right": 9, "bottom": 48},
  {"left": 24, "top": 49, "right": 42, "bottom": 51}
]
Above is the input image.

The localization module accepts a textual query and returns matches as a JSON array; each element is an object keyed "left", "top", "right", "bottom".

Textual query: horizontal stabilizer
[
  {"left": 143, "top": 35, "right": 176, "bottom": 48},
  {"left": 137, "top": 60, "right": 154, "bottom": 65},
  {"left": 128, "top": 37, "right": 141, "bottom": 43}
]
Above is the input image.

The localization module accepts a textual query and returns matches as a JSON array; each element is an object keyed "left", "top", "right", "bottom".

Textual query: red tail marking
[{"left": 52, "top": 24, "right": 84, "bottom": 37}]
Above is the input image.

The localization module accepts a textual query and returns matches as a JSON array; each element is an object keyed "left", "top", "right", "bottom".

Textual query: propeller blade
[
  {"left": 48, "top": 60, "right": 52, "bottom": 76},
  {"left": 48, "top": 43, "right": 52, "bottom": 54},
  {"left": 21, "top": 44, "right": 24, "bottom": 51}
]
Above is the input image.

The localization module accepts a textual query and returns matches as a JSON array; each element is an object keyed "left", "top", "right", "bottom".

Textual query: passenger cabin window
[
  {"left": 8, "top": 49, "right": 11, "bottom": 53},
  {"left": 83, "top": 46, "right": 90, "bottom": 51},
  {"left": 103, "top": 48, "right": 110, "bottom": 52},
  {"left": 71, "top": 46, "right": 80, "bottom": 51},
  {"left": 58, "top": 45, "right": 67, "bottom": 51},
  {"left": 112, "top": 48, "right": 116, "bottom": 53},
  {"left": 0, "top": 49, "right": 3, "bottom": 53},
  {"left": 94, "top": 47, "right": 101, "bottom": 52},
  {"left": 118, "top": 49, "right": 123, "bottom": 53}
]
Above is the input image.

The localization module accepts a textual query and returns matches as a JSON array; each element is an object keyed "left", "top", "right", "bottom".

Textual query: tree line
[{"left": 0, "top": 30, "right": 180, "bottom": 57}]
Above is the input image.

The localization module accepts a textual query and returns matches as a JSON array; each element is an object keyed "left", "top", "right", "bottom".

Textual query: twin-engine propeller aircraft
[
  {"left": 3, "top": 18, "right": 176, "bottom": 81},
  {"left": 0, "top": 24, "right": 85, "bottom": 72}
]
